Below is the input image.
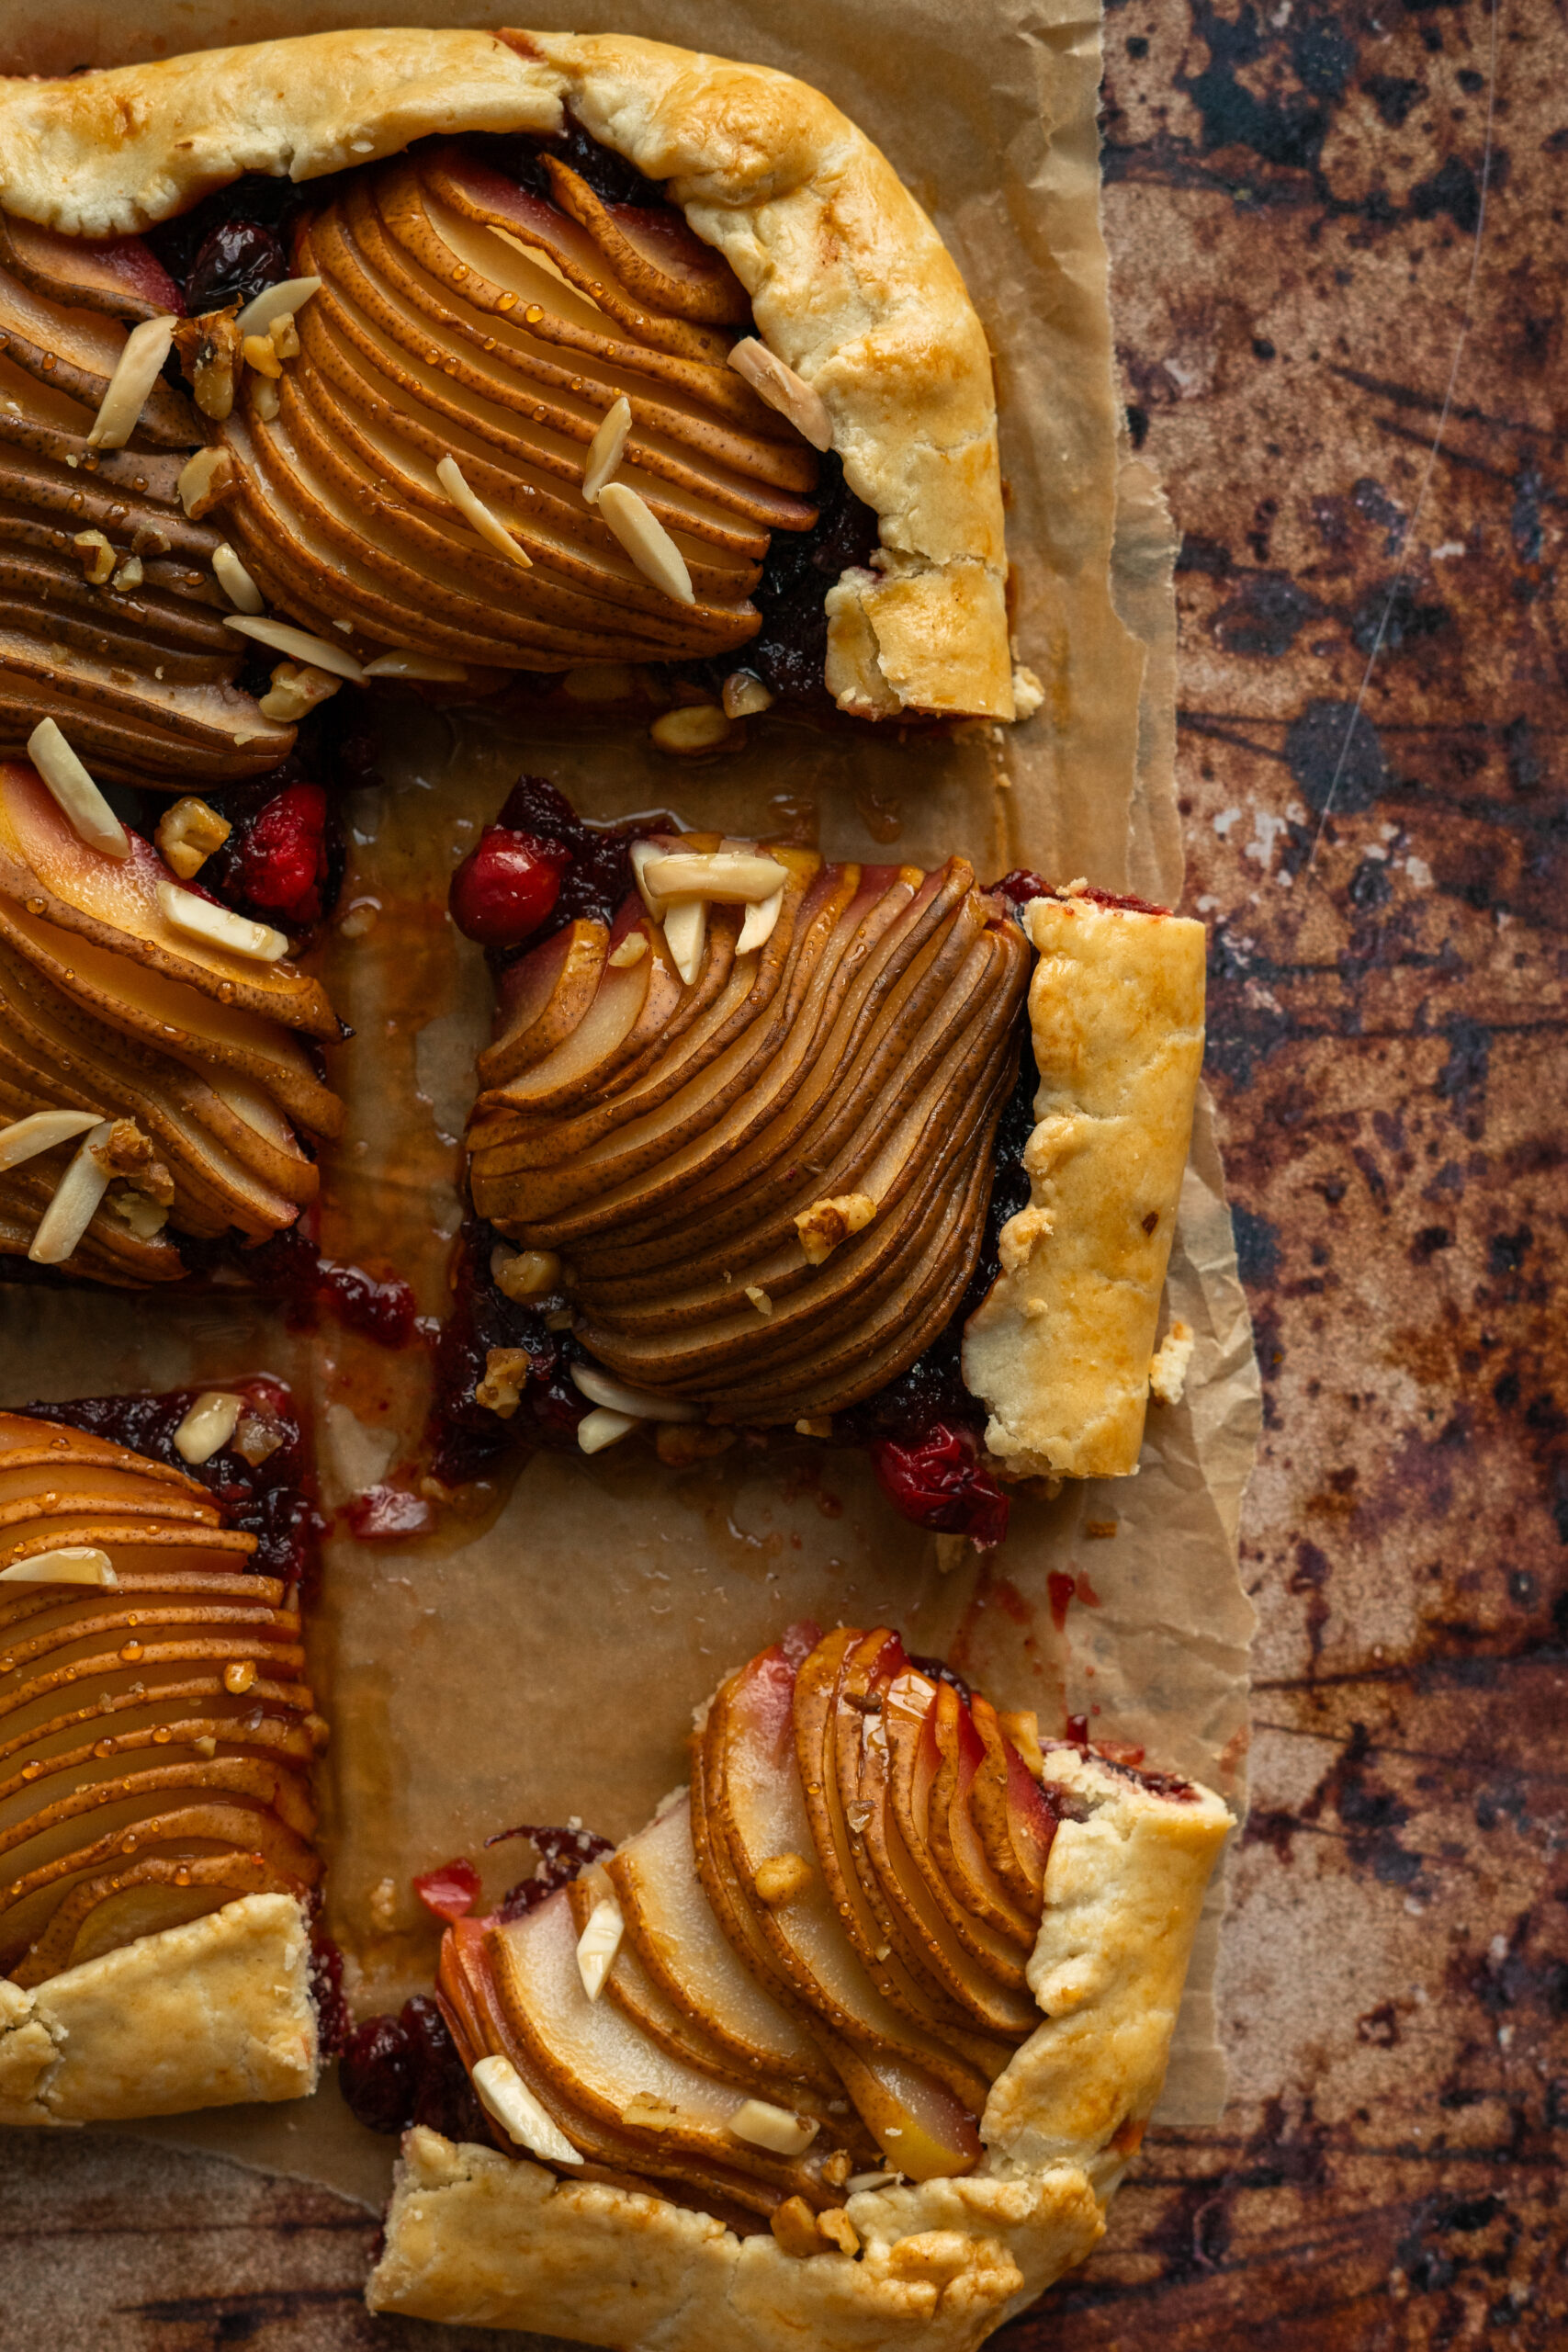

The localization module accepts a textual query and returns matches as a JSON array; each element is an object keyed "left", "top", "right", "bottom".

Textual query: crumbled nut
[
  {"left": 174, "top": 310, "right": 242, "bottom": 423},
  {"left": 753, "top": 1851, "right": 814, "bottom": 1906},
  {"left": 268, "top": 311, "right": 300, "bottom": 360},
  {"left": 722, "top": 670, "right": 773, "bottom": 719},
  {"left": 193, "top": 1735, "right": 218, "bottom": 1759},
  {"left": 106, "top": 1189, "right": 168, "bottom": 1239},
  {"left": 72, "top": 529, "right": 115, "bottom": 585},
  {"left": 492, "top": 1246, "right": 560, "bottom": 1303},
  {"left": 475, "top": 1347, "right": 529, "bottom": 1419},
  {"left": 90, "top": 1120, "right": 174, "bottom": 1203},
  {"left": 258, "top": 659, "right": 341, "bottom": 722},
  {"left": 795, "top": 1416, "right": 833, "bottom": 1440},
  {"left": 130, "top": 524, "right": 171, "bottom": 556},
  {"left": 175, "top": 444, "right": 236, "bottom": 520},
  {"left": 795, "top": 1192, "right": 876, "bottom": 1266},
  {"left": 155, "top": 795, "right": 231, "bottom": 880},
  {"left": 820, "top": 2149, "right": 852, "bottom": 2188},
  {"left": 234, "top": 1408, "right": 286, "bottom": 1467},
  {"left": 253, "top": 377, "right": 281, "bottom": 423},
  {"left": 817, "top": 2209, "right": 860, "bottom": 2257},
  {"left": 110, "top": 556, "right": 143, "bottom": 592},
  {"left": 620, "top": 2093, "right": 680, "bottom": 2131},
  {"left": 367, "top": 1875, "right": 400, "bottom": 1934},
  {"left": 649, "top": 702, "right": 732, "bottom": 755},
  {"left": 653, "top": 1421, "right": 736, "bottom": 1468},
  {"left": 998, "top": 1709, "right": 1045, "bottom": 1779},
  {"left": 770, "top": 2197, "right": 824, "bottom": 2259},
  {"left": 242, "top": 331, "right": 284, "bottom": 379},
  {"left": 744, "top": 1284, "right": 773, "bottom": 1318}
]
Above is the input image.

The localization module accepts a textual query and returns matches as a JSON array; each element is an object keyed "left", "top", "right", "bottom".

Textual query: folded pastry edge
[{"left": 0, "top": 1890, "right": 318, "bottom": 2125}]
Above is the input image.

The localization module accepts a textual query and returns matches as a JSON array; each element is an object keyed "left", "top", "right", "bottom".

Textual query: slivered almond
[
  {"left": 27, "top": 720, "right": 129, "bottom": 859},
  {"left": 597, "top": 482, "right": 694, "bottom": 605},
  {"left": 576, "top": 1408, "right": 638, "bottom": 1455},
  {"left": 86, "top": 313, "right": 177, "bottom": 449},
  {"left": 0, "top": 1547, "right": 117, "bottom": 1589},
  {"left": 176, "top": 446, "right": 236, "bottom": 519},
  {"left": 660, "top": 898, "right": 707, "bottom": 987},
  {"left": 0, "top": 1110, "right": 101, "bottom": 1170},
  {"left": 728, "top": 2098, "right": 819, "bottom": 2156},
  {"left": 234, "top": 276, "right": 322, "bottom": 339},
  {"left": 581, "top": 393, "right": 633, "bottom": 504},
  {"left": 363, "top": 650, "right": 468, "bottom": 681},
  {"left": 574, "top": 1898, "right": 624, "bottom": 2001},
  {"left": 570, "top": 1364, "right": 700, "bottom": 1424},
  {"left": 28, "top": 1121, "right": 114, "bottom": 1263},
  {"left": 640, "top": 852, "right": 788, "bottom": 905},
  {"left": 745, "top": 1284, "right": 773, "bottom": 1318},
  {"left": 471, "top": 2053, "right": 583, "bottom": 2165},
  {"left": 737, "top": 887, "right": 784, "bottom": 955},
  {"left": 728, "top": 337, "right": 833, "bottom": 451},
  {"left": 212, "top": 543, "right": 265, "bottom": 614},
  {"left": 155, "top": 879, "right": 288, "bottom": 963},
  {"left": 223, "top": 615, "right": 365, "bottom": 681},
  {"left": 846, "top": 2168, "right": 903, "bottom": 2193},
  {"left": 174, "top": 1391, "right": 244, "bottom": 1465},
  {"left": 435, "top": 454, "right": 533, "bottom": 570}
]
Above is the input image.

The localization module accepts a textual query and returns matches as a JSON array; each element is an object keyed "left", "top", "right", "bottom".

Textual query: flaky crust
[
  {"left": 0, "top": 1893, "right": 317, "bottom": 2124},
  {"left": 366, "top": 1756, "right": 1229, "bottom": 2347},
  {"left": 0, "top": 27, "right": 1011, "bottom": 720},
  {"left": 964, "top": 896, "right": 1207, "bottom": 1482}
]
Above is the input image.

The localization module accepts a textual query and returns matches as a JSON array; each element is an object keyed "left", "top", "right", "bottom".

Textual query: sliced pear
[
  {"left": 12, "top": 1849, "right": 292, "bottom": 1987},
  {"left": 0, "top": 216, "right": 183, "bottom": 324},
  {"left": 540, "top": 157, "right": 752, "bottom": 328},
  {"left": 0, "top": 263, "right": 194, "bottom": 447},
  {"left": 968, "top": 1694, "right": 1056, "bottom": 1918}
]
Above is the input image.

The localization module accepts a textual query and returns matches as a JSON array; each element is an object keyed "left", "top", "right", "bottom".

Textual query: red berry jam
[
  {"left": 340, "top": 1994, "right": 491, "bottom": 2142},
  {"left": 449, "top": 825, "right": 570, "bottom": 948},
  {"left": 869, "top": 1421, "right": 1010, "bottom": 1552}
]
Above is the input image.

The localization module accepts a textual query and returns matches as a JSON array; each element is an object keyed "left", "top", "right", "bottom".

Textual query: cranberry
[
  {"left": 449, "top": 826, "right": 570, "bottom": 947},
  {"left": 402, "top": 1994, "right": 492, "bottom": 2142},
  {"left": 412, "top": 1858, "right": 482, "bottom": 1923},
  {"left": 186, "top": 218, "right": 288, "bottom": 312},
  {"left": 206, "top": 781, "right": 333, "bottom": 932},
  {"left": 870, "top": 1420, "right": 1010, "bottom": 1551},
  {"left": 485, "top": 1822, "right": 613, "bottom": 1922},
  {"left": 340, "top": 2013, "right": 416, "bottom": 2135}
]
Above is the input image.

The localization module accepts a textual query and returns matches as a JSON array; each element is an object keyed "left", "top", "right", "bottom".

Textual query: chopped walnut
[
  {"left": 110, "top": 555, "right": 143, "bottom": 592},
  {"left": 90, "top": 1120, "right": 174, "bottom": 1202},
  {"left": 241, "top": 330, "right": 284, "bottom": 380},
  {"left": 174, "top": 310, "right": 242, "bottom": 423},
  {"left": 654, "top": 1422, "right": 735, "bottom": 1469},
  {"left": 817, "top": 2209, "right": 860, "bottom": 2257},
  {"left": 753, "top": 1851, "right": 814, "bottom": 1906},
  {"left": 106, "top": 1190, "right": 168, "bottom": 1240},
  {"left": 155, "top": 796, "right": 232, "bottom": 880},
  {"left": 175, "top": 445, "right": 236, "bottom": 520},
  {"left": 258, "top": 660, "right": 341, "bottom": 722},
  {"left": 795, "top": 1192, "right": 876, "bottom": 1267},
  {"left": 475, "top": 1347, "right": 529, "bottom": 1419},
  {"left": 268, "top": 311, "right": 301, "bottom": 361},
  {"left": 769, "top": 2196, "right": 824, "bottom": 2260},
  {"left": 234, "top": 1407, "right": 286, "bottom": 1467},
  {"left": 819, "top": 2148, "right": 852, "bottom": 2188},
  {"left": 491, "top": 1245, "right": 560, "bottom": 1303},
  {"left": 72, "top": 528, "right": 115, "bottom": 585}
]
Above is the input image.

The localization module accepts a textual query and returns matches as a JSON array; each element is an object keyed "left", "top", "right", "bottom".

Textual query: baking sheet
[{"left": 0, "top": 0, "right": 1259, "bottom": 2234}]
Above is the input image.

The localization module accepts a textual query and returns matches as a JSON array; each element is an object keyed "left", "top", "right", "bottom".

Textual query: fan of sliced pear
[
  {"left": 0, "top": 1412, "right": 325, "bottom": 1985},
  {"left": 0, "top": 220, "right": 291, "bottom": 786},
  {"left": 467, "top": 838, "right": 1030, "bottom": 1421},
  {"left": 215, "top": 147, "right": 820, "bottom": 672},
  {"left": 0, "top": 760, "right": 344, "bottom": 1283},
  {"left": 434, "top": 1625, "right": 1073, "bottom": 2233}
]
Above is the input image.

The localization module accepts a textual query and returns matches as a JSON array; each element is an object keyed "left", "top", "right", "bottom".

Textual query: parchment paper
[{"left": 0, "top": 0, "right": 1260, "bottom": 2236}]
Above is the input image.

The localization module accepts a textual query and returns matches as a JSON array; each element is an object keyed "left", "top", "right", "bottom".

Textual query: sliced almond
[
  {"left": 570, "top": 1364, "right": 700, "bottom": 1424},
  {"left": 597, "top": 482, "right": 694, "bottom": 606},
  {"left": 606, "top": 930, "right": 648, "bottom": 969},
  {"left": 0, "top": 1546, "right": 118, "bottom": 1589},
  {"left": 660, "top": 898, "right": 707, "bottom": 987},
  {"left": 234, "top": 276, "right": 323, "bottom": 339},
  {"left": 0, "top": 1109, "right": 102, "bottom": 1170},
  {"left": 581, "top": 394, "right": 633, "bottom": 505},
  {"left": 28, "top": 1121, "right": 114, "bottom": 1263},
  {"left": 640, "top": 852, "right": 788, "bottom": 905},
  {"left": 846, "top": 2169, "right": 903, "bottom": 2194},
  {"left": 26, "top": 719, "right": 129, "bottom": 860},
  {"left": 155, "top": 879, "right": 288, "bottom": 964},
  {"left": 86, "top": 313, "right": 178, "bottom": 449},
  {"left": 470, "top": 2053, "right": 583, "bottom": 2165},
  {"left": 728, "top": 337, "right": 833, "bottom": 452},
  {"left": 737, "top": 887, "right": 784, "bottom": 955},
  {"left": 574, "top": 1897, "right": 625, "bottom": 2002},
  {"left": 176, "top": 445, "right": 237, "bottom": 520},
  {"left": 212, "top": 543, "right": 265, "bottom": 614},
  {"left": 362, "top": 650, "right": 469, "bottom": 681},
  {"left": 728, "top": 2098, "right": 819, "bottom": 2156},
  {"left": 435, "top": 453, "right": 533, "bottom": 571},
  {"left": 223, "top": 615, "right": 365, "bottom": 682},
  {"left": 576, "top": 1408, "right": 638, "bottom": 1455},
  {"left": 174, "top": 1390, "right": 245, "bottom": 1465}
]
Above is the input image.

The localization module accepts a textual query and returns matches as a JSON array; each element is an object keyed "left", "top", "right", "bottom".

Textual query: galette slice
[
  {"left": 432, "top": 785, "right": 1206, "bottom": 1545},
  {"left": 0, "top": 1382, "right": 329, "bottom": 2124},
  {"left": 358, "top": 1623, "right": 1229, "bottom": 2346},
  {"left": 0, "top": 26, "right": 1021, "bottom": 730}
]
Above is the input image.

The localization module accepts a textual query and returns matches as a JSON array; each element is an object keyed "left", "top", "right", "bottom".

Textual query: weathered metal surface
[{"left": 0, "top": 2, "right": 1562, "bottom": 2344}]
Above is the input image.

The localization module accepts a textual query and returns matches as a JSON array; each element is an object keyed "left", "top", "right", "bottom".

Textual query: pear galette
[
  {"left": 429, "top": 785, "right": 1206, "bottom": 1545},
  {"left": 0, "top": 26, "right": 1018, "bottom": 734},
  {"left": 356, "top": 1622, "right": 1229, "bottom": 2345},
  {"left": 0, "top": 1386, "right": 327, "bottom": 2123},
  {"left": 0, "top": 752, "right": 344, "bottom": 1286}
]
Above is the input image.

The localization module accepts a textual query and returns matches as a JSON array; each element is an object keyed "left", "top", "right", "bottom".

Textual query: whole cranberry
[
  {"left": 449, "top": 826, "right": 570, "bottom": 947},
  {"left": 870, "top": 1421, "right": 1010, "bottom": 1551},
  {"left": 205, "top": 780, "right": 333, "bottom": 932},
  {"left": 339, "top": 2012, "right": 415, "bottom": 2135},
  {"left": 186, "top": 218, "right": 288, "bottom": 312}
]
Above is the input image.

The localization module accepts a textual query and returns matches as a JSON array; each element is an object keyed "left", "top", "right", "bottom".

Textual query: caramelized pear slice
[
  {"left": 0, "top": 264, "right": 194, "bottom": 446},
  {"left": 926, "top": 1683, "right": 1039, "bottom": 1947},
  {"left": 476, "top": 920, "right": 608, "bottom": 1092},
  {"left": 605, "top": 1789, "right": 837, "bottom": 2098},
  {"left": 12, "top": 1850, "right": 291, "bottom": 1987},
  {"left": 0, "top": 215, "right": 182, "bottom": 323},
  {"left": 884, "top": 1670, "right": 1034, "bottom": 1979},
  {"left": 968, "top": 1693, "right": 1056, "bottom": 1918},
  {"left": 825, "top": 2038, "right": 983, "bottom": 2184},
  {"left": 540, "top": 158, "right": 752, "bottom": 328}
]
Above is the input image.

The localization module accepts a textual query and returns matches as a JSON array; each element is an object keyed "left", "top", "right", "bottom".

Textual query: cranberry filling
[
  {"left": 202, "top": 776, "right": 340, "bottom": 933},
  {"left": 996, "top": 871, "right": 1172, "bottom": 921},
  {"left": 15, "top": 1374, "right": 321, "bottom": 1590},
  {"left": 484, "top": 1822, "right": 615, "bottom": 1924},
  {"left": 340, "top": 1992, "right": 491, "bottom": 2143},
  {"left": 308, "top": 1905, "right": 354, "bottom": 2059},
  {"left": 869, "top": 1423, "right": 1010, "bottom": 1552}
]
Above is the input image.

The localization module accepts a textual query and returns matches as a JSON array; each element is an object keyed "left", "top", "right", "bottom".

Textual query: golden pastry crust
[
  {"left": 0, "top": 27, "right": 1011, "bottom": 720},
  {"left": 367, "top": 1756, "right": 1230, "bottom": 2347},
  {"left": 0, "top": 1892, "right": 317, "bottom": 2124},
  {"left": 964, "top": 895, "right": 1207, "bottom": 1482}
]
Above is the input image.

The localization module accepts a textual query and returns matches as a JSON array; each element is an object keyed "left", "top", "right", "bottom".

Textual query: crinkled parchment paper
[{"left": 0, "top": 0, "right": 1259, "bottom": 2233}]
